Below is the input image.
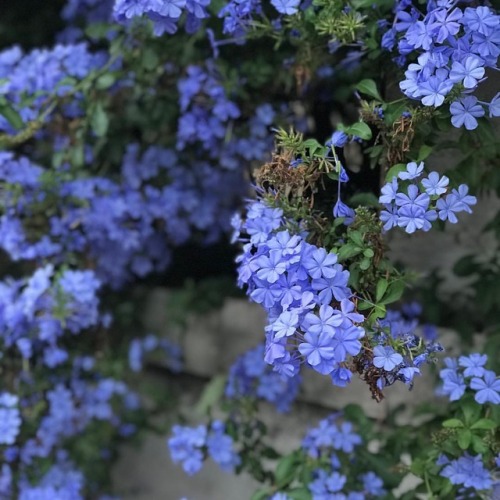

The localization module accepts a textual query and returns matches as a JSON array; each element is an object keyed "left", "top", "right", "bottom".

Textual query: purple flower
[
  {"left": 450, "top": 96, "right": 485, "bottom": 130},
  {"left": 303, "top": 247, "right": 338, "bottom": 279}
]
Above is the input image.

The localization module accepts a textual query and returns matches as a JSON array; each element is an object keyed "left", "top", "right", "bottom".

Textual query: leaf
[
  {"left": 383, "top": 101, "right": 408, "bottom": 125},
  {"left": 349, "top": 192, "right": 380, "bottom": 207},
  {"left": 250, "top": 490, "right": 271, "bottom": 500},
  {"left": 349, "top": 230, "right": 364, "bottom": 248},
  {"left": 287, "top": 487, "right": 312, "bottom": 500},
  {"left": 457, "top": 429, "right": 472, "bottom": 450},
  {"left": 442, "top": 418, "right": 464, "bottom": 428},
  {"left": 337, "top": 244, "right": 363, "bottom": 261},
  {"left": 417, "top": 145, "right": 433, "bottom": 162},
  {"left": 194, "top": 375, "right": 226, "bottom": 415},
  {"left": 380, "top": 280, "right": 405, "bottom": 305},
  {"left": 91, "top": 103, "right": 109, "bottom": 137},
  {"left": 359, "top": 258, "right": 371, "bottom": 271},
  {"left": 275, "top": 453, "right": 299, "bottom": 488},
  {"left": 363, "top": 248, "right": 374, "bottom": 258},
  {"left": 96, "top": 74, "right": 116, "bottom": 90},
  {"left": 471, "top": 435, "right": 488, "bottom": 454},
  {"left": 346, "top": 122, "right": 372, "bottom": 140},
  {"left": 0, "top": 101, "right": 24, "bottom": 130},
  {"left": 376, "top": 279, "right": 389, "bottom": 303},
  {"left": 357, "top": 301, "right": 373, "bottom": 311},
  {"left": 142, "top": 47, "right": 160, "bottom": 71},
  {"left": 355, "top": 79, "right": 383, "bottom": 101},
  {"left": 470, "top": 418, "right": 497, "bottom": 430},
  {"left": 385, "top": 163, "right": 406, "bottom": 182}
]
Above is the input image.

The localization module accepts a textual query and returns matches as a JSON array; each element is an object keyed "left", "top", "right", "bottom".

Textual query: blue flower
[
  {"left": 379, "top": 177, "right": 399, "bottom": 204},
  {"left": 459, "top": 353, "right": 487, "bottom": 377},
  {"left": 398, "top": 161, "right": 424, "bottom": 180},
  {"left": 271, "top": 0, "right": 300, "bottom": 15},
  {"left": 421, "top": 171, "right": 449, "bottom": 196},
  {"left": 329, "top": 131, "right": 349, "bottom": 148},
  {"left": 449, "top": 56, "right": 485, "bottom": 89},
  {"left": 450, "top": 96, "right": 485, "bottom": 130},
  {"left": 373, "top": 345, "right": 403, "bottom": 371},
  {"left": 333, "top": 200, "right": 355, "bottom": 225},
  {"left": 299, "top": 331, "right": 336, "bottom": 374},
  {"left": 470, "top": 370, "right": 500, "bottom": 404}
]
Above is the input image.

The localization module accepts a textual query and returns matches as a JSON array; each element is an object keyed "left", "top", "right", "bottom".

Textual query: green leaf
[
  {"left": 416, "top": 145, "right": 433, "bottom": 162},
  {"left": 359, "top": 258, "right": 371, "bottom": 271},
  {"left": 275, "top": 453, "right": 299, "bottom": 488},
  {"left": 383, "top": 101, "right": 408, "bottom": 125},
  {"left": 357, "top": 301, "right": 373, "bottom": 311},
  {"left": 337, "top": 244, "right": 363, "bottom": 261},
  {"left": 470, "top": 418, "right": 497, "bottom": 430},
  {"left": 471, "top": 435, "right": 488, "bottom": 454},
  {"left": 95, "top": 74, "right": 116, "bottom": 90},
  {"left": 346, "top": 122, "right": 372, "bottom": 140},
  {"left": 363, "top": 248, "right": 374, "bottom": 258},
  {"left": 380, "top": 280, "right": 405, "bottom": 305},
  {"left": 385, "top": 163, "right": 406, "bottom": 182},
  {"left": 287, "top": 487, "right": 312, "bottom": 500},
  {"left": 194, "top": 375, "right": 226, "bottom": 415},
  {"left": 0, "top": 102, "right": 24, "bottom": 130},
  {"left": 461, "top": 400, "right": 481, "bottom": 425},
  {"left": 91, "top": 103, "right": 109, "bottom": 137},
  {"left": 457, "top": 429, "right": 472, "bottom": 450},
  {"left": 376, "top": 279, "right": 389, "bottom": 303},
  {"left": 250, "top": 490, "right": 271, "bottom": 500},
  {"left": 355, "top": 79, "right": 383, "bottom": 101},
  {"left": 442, "top": 418, "right": 464, "bottom": 428},
  {"left": 349, "top": 192, "right": 380, "bottom": 207},
  {"left": 142, "top": 47, "right": 160, "bottom": 71},
  {"left": 349, "top": 230, "right": 364, "bottom": 248}
]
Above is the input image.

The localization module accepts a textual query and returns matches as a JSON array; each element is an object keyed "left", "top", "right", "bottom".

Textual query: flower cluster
[
  {"left": 382, "top": 1, "right": 500, "bottom": 129},
  {"left": 379, "top": 161, "right": 476, "bottom": 233},
  {"left": 439, "top": 353, "right": 500, "bottom": 404},
  {"left": 113, "top": 0, "right": 211, "bottom": 35},
  {"left": 438, "top": 453, "right": 493, "bottom": 494},
  {"left": 168, "top": 420, "right": 241, "bottom": 475},
  {"left": 225, "top": 343, "right": 301, "bottom": 412},
  {"left": 301, "top": 414, "right": 387, "bottom": 500},
  {"left": 233, "top": 198, "right": 365, "bottom": 381},
  {"left": 364, "top": 307, "right": 443, "bottom": 394},
  {"left": 0, "top": 148, "right": 244, "bottom": 287},
  {"left": 177, "top": 64, "right": 276, "bottom": 170},
  {"left": 0, "top": 43, "right": 108, "bottom": 134}
]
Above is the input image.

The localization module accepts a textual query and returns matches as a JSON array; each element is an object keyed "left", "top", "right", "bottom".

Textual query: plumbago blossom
[
  {"left": 168, "top": 420, "right": 241, "bottom": 475},
  {"left": 379, "top": 161, "right": 476, "bottom": 234},
  {"left": 226, "top": 343, "right": 301, "bottom": 412},
  {"left": 434, "top": 353, "right": 500, "bottom": 496},
  {"left": 382, "top": 1, "right": 500, "bottom": 129},
  {"left": 0, "top": 43, "right": 110, "bottom": 134},
  {"left": 232, "top": 197, "right": 442, "bottom": 397},
  {"left": 439, "top": 353, "right": 500, "bottom": 405}
]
